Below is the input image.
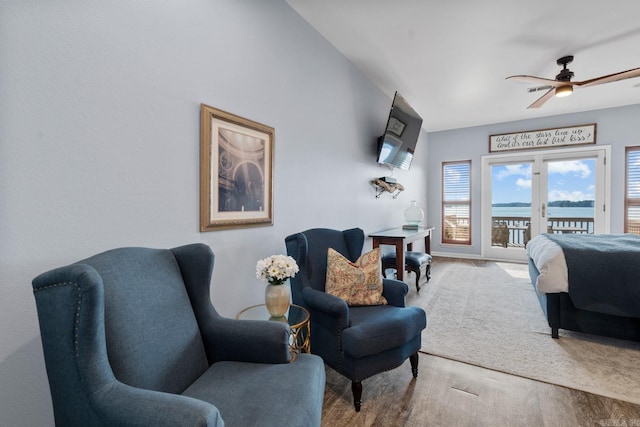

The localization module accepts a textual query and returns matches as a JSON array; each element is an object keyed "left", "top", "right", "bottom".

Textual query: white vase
[
  {"left": 404, "top": 200, "right": 424, "bottom": 226},
  {"left": 265, "top": 282, "right": 291, "bottom": 317}
]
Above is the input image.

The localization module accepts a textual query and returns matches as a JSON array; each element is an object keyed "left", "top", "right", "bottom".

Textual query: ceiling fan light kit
[
  {"left": 506, "top": 55, "right": 640, "bottom": 108},
  {"left": 555, "top": 85, "right": 573, "bottom": 97}
]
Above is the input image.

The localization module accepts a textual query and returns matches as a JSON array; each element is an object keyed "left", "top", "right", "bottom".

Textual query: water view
[
  {"left": 488, "top": 158, "right": 597, "bottom": 246},
  {"left": 492, "top": 206, "right": 594, "bottom": 218},
  {"left": 491, "top": 205, "right": 595, "bottom": 247}
]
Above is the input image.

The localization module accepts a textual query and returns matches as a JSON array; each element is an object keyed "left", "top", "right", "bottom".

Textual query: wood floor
[
  {"left": 320, "top": 258, "right": 640, "bottom": 427},
  {"left": 321, "top": 354, "right": 640, "bottom": 426}
]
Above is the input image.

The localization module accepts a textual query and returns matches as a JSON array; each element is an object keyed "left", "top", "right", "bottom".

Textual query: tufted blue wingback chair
[
  {"left": 285, "top": 228, "right": 427, "bottom": 411},
  {"left": 32, "top": 243, "right": 325, "bottom": 427}
]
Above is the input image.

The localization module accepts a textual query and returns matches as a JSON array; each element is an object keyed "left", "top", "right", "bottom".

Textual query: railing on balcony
[
  {"left": 444, "top": 215, "right": 470, "bottom": 242},
  {"left": 491, "top": 216, "right": 595, "bottom": 248}
]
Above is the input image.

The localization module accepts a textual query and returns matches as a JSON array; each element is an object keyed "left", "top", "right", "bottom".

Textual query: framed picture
[{"left": 200, "top": 104, "right": 274, "bottom": 231}]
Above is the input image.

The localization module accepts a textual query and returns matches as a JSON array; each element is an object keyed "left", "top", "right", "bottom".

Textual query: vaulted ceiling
[{"left": 286, "top": 0, "right": 640, "bottom": 132}]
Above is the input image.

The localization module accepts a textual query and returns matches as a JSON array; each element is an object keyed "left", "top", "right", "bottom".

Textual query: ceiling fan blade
[
  {"left": 528, "top": 85, "right": 553, "bottom": 93},
  {"left": 506, "top": 75, "right": 569, "bottom": 87},
  {"left": 578, "top": 67, "right": 640, "bottom": 87},
  {"left": 528, "top": 88, "right": 556, "bottom": 109}
]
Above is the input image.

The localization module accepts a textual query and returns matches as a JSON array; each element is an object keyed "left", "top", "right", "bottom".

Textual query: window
[
  {"left": 442, "top": 160, "right": 471, "bottom": 244},
  {"left": 625, "top": 147, "right": 640, "bottom": 235}
]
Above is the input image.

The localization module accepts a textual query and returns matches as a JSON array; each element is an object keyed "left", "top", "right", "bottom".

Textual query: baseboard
[
  {"left": 430, "top": 251, "right": 482, "bottom": 260},
  {"left": 430, "top": 251, "right": 526, "bottom": 264}
]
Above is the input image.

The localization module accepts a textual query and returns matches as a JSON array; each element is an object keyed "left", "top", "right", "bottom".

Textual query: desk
[
  {"left": 369, "top": 226, "right": 435, "bottom": 281},
  {"left": 236, "top": 304, "right": 310, "bottom": 360}
]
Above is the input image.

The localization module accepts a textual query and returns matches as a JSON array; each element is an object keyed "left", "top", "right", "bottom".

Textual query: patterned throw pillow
[{"left": 325, "top": 247, "right": 387, "bottom": 306}]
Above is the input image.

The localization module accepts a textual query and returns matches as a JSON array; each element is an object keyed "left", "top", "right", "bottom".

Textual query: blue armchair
[
  {"left": 32, "top": 243, "right": 325, "bottom": 427},
  {"left": 285, "top": 228, "right": 426, "bottom": 411}
]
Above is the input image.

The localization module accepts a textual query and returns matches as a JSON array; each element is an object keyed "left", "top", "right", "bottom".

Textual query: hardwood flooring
[
  {"left": 321, "top": 353, "right": 640, "bottom": 426},
  {"left": 320, "top": 258, "right": 640, "bottom": 427}
]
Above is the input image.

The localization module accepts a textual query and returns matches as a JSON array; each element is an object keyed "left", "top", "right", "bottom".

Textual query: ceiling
[{"left": 285, "top": 0, "right": 640, "bottom": 132}]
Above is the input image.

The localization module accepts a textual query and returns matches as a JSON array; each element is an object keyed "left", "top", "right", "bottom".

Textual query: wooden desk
[{"left": 369, "top": 227, "right": 435, "bottom": 281}]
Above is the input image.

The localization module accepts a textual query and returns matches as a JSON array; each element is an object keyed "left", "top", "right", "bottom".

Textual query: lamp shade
[{"left": 555, "top": 85, "right": 573, "bottom": 97}]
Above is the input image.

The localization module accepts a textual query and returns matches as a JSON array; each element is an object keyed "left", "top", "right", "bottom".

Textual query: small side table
[{"left": 236, "top": 304, "right": 311, "bottom": 360}]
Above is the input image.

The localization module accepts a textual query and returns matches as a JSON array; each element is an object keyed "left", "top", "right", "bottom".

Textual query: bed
[{"left": 526, "top": 233, "right": 640, "bottom": 340}]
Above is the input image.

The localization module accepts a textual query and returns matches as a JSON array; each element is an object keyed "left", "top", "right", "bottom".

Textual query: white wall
[
  {"left": 0, "top": 1, "right": 428, "bottom": 424},
  {"left": 427, "top": 104, "right": 640, "bottom": 257}
]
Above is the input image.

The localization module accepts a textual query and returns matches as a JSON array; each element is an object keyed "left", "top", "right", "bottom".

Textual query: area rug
[{"left": 414, "top": 259, "right": 640, "bottom": 405}]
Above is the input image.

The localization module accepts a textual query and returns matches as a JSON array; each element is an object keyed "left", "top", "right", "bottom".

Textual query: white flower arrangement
[{"left": 256, "top": 254, "right": 299, "bottom": 286}]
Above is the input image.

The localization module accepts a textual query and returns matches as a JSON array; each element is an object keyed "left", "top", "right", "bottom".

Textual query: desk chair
[{"left": 491, "top": 221, "right": 509, "bottom": 248}]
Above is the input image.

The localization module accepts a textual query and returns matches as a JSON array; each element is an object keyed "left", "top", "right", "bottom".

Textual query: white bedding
[{"left": 526, "top": 234, "right": 569, "bottom": 293}]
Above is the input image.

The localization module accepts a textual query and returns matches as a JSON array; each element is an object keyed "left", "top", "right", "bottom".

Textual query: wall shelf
[{"left": 372, "top": 178, "right": 404, "bottom": 199}]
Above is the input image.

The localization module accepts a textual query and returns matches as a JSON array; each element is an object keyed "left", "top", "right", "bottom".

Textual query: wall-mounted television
[{"left": 376, "top": 91, "right": 423, "bottom": 171}]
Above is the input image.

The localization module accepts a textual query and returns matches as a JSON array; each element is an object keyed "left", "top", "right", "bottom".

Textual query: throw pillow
[{"left": 325, "top": 247, "right": 387, "bottom": 306}]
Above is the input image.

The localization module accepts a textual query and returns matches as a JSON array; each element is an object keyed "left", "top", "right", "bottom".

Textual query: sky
[{"left": 491, "top": 159, "right": 595, "bottom": 204}]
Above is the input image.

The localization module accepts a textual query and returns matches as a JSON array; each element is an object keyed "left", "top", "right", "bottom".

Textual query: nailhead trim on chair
[
  {"left": 336, "top": 315, "right": 345, "bottom": 371},
  {"left": 34, "top": 282, "right": 82, "bottom": 357}
]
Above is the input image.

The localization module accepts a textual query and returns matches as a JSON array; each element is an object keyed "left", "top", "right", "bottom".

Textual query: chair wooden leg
[
  {"left": 413, "top": 267, "right": 421, "bottom": 292},
  {"left": 410, "top": 352, "right": 419, "bottom": 378},
  {"left": 351, "top": 381, "right": 362, "bottom": 412}
]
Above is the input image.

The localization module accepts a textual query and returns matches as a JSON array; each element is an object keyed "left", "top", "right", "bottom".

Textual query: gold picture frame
[{"left": 200, "top": 104, "right": 274, "bottom": 231}]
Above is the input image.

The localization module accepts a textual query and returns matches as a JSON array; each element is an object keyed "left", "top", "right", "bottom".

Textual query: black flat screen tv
[{"left": 376, "top": 91, "right": 423, "bottom": 171}]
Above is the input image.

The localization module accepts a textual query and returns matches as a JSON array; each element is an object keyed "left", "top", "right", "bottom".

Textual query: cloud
[
  {"left": 495, "top": 164, "right": 531, "bottom": 180},
  {"left": 515, "top": 178, "right": 531, "bottom": 189},
  {"left": 548, "top": 189, "right": 594, "bottom": 202},
  {"left": 548, "top": 160, "right": 591, "bottom": 178}
]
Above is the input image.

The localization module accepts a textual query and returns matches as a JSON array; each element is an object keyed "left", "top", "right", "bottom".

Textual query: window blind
[
  {"left": 442, "top": 161, "right": 471, "bottom": 244},
  {"left": 626, "top": 147, "right": 640, "bottom": 234}
]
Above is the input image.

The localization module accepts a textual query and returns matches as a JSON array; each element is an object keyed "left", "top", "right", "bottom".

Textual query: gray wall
[
  {"left": 427, "top": 104, "right": 640, "bottom": 257},
  {"left": 0, "top": 1, "right": 428, "bottom": 424}
]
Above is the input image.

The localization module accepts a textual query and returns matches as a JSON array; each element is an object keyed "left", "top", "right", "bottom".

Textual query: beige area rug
[{"left": 414, "top": 259, "right": 640, "bottom": 405}]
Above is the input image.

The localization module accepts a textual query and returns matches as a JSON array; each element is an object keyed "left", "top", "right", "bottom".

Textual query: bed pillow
[{"left": 325, "top": 247, "right": 387, "bottom": 306}]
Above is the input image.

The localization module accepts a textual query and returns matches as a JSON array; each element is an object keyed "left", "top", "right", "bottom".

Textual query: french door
[{"left": 481, "top": 146, "right": 610, "bottom": 261}]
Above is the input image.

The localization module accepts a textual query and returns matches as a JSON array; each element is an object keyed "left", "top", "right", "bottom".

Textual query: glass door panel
[
  {"left": 490, "top": 162, "right": 533, "bottom": 250},
  {"left": 482, "top": 146, "right": 608, "bottom": 261},
  {"left": 544, "top": 158, "right": 596, "bottom": 236}
]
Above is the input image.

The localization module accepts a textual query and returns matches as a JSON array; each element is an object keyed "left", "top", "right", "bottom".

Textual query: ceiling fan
[{"left": 506, "top": 55, "right": 640, "bottom": 109}]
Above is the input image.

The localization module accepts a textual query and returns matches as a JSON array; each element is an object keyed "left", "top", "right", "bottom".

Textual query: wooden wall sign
[{"left": 489, "top": 123, "right": 596, "bottom": 153}]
